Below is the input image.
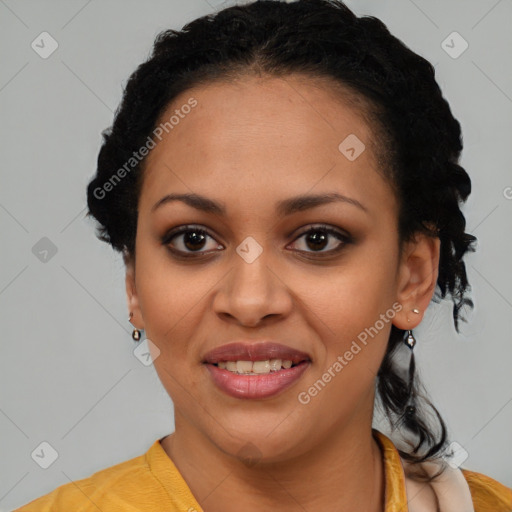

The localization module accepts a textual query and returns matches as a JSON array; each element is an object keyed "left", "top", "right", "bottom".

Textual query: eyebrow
[{"left": 151, "top": 192, "right": 368, "bottom": 216}]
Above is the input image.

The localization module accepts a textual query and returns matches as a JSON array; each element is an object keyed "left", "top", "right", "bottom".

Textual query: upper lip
[{"left": 202, "top": 342, "right": 312, "bottom": 364}]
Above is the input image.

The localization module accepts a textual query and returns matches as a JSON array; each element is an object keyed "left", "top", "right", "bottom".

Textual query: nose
[{"left": 212, "top": 248, "right": 293, "bottom": 328}]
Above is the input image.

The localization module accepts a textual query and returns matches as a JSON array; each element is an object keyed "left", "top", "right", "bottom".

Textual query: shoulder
[
  {"left": 461, "top": 468, "right": 512, "bottom": 512},
  {"left": 13, "top": 442, "right": 169, "bottom": 511}
]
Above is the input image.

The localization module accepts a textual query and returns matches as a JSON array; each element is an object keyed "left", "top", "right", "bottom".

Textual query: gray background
[{"left": 1, "top": 0, "right": 511, "bottom": 509}]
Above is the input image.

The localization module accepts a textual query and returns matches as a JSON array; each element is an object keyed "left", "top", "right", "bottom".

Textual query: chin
[{"left": 209, "top": 418, "right": 313, "bottom": 465}]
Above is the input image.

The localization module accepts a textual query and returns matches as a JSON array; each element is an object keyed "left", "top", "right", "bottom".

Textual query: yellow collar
[{"left": 372, "top": 428, "right": 409, "bottom": 510}]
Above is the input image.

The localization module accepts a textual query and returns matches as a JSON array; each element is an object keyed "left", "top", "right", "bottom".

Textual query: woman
[{"left": 16, "top": 0, "right": 512, "bottom": 510}]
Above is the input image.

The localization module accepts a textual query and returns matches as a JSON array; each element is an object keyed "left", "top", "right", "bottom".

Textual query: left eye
[{"left": 289, "top": 225, "right": 350, "bottom": 254}]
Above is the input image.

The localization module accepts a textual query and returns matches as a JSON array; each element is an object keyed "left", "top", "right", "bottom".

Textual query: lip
[
  {"left": 202, "top": 341, "right": 311, "bottom": 364},
  {"left": 202, "top": 341, "right": 312, "bottom": 400}
]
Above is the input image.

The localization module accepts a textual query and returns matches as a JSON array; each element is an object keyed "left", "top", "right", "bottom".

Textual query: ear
[
  {"left": 392, "top": 231, "right": 440, "bottom": 330},
  {"left": 125, "top": 253, "right": 144, "bottom": 330}
]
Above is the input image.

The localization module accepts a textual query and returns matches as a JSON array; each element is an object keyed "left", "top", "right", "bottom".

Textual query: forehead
[
  {"left": 139, "top": 74, "right": 394, "bottom": 217},
  {"left": 146, "top": 74, "right": 376, "bottom": 166}
]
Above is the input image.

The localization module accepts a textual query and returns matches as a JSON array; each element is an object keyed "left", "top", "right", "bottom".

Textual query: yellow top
[{"left": 15, "top": 429, "right": 512, "bottom": 511}]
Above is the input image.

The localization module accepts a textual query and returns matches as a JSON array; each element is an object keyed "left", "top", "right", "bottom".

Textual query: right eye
[{"left": 161, "top": 225, "right": 224, "bottom": 256}]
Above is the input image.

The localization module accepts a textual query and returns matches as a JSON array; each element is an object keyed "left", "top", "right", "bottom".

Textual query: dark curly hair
[{"left": 86, "top": 0, "right": 477, "bottom": 479}]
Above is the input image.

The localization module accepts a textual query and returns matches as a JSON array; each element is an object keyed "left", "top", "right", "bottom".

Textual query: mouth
[{"left": 202, "top": 341, "right": 312, "bottom": 399}]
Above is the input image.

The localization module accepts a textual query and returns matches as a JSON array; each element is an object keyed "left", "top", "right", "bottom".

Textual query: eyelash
[{"left": 161, "top": 224, "right": 352, "bottom": 259}]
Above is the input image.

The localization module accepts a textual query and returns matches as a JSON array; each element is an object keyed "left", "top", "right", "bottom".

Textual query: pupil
[
  {"left": 184, "top": 230, "right": 206, "bottom": 251},
  {"left": 307, "top": 230, "right": 328, "bottom": 251}
]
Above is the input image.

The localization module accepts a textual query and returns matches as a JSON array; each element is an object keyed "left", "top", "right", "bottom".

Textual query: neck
[{"left": 161, "top": 411, "right": 385, "bottom": 512}]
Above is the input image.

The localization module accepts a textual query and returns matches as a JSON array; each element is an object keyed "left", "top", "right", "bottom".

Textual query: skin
[{"left": 125, "top": 74, "right": 440, "bottom": 512}]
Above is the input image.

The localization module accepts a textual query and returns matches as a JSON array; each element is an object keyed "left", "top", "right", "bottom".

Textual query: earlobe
[{"left": 393, "top": 233, "right": 440, "bottom": 330}]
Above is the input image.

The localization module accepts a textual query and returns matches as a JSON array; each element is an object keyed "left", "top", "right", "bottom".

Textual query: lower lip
[{"left": 205, "top": 361, "right": 310, "bottom": 399}]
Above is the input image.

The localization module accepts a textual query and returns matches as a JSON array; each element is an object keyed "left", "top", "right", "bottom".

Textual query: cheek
[
  {"left": 136, "top": 259, "right": 207, "bottom": 408},
  {"left": 300, "top": 238, "right": 398, "bottom": 399},
  {"left": 134, "top": 241, "right": 206, "bottom": 358},
  {"left": 137, "top": 271, "right": 205, "bottom": 356},
  {"left": 297, "top": 278, "right": 393, "bottom": 427},
  {"left": 303, "top": 243, "right": 398, "bottom": 342}
]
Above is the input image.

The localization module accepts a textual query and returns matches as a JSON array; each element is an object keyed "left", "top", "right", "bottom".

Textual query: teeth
[
  {"left": 253, "top": 360, "right": 270, "bottom": 374},
  {"left": 236, "top": 360, "right": 253, "bottom": 374},
  {"left": 269, "top": 358, "right": 282, "bottom": 371},
  {"left": 215, "top": 359, "right": 297, "bottom": 374}
]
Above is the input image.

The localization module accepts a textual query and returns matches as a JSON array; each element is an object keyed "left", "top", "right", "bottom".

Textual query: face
[{"left": 126, "top": 74, "right": 439, "bottom": 463}]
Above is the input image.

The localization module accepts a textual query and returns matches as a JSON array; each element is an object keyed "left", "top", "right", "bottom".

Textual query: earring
[
  {"left": 404, "top": 330, "right": 416, "bottom": 349},
  {"left": 404, "top": 330, "right": 416, "bottom": 418},
  {"left": 406, "top": 307, "right": 421, "bottom": 324},
  {"left": 403, "top": 313, "right": 419, "bottom": 419},
  {"left": 129, "top": 312, "right": 142, "bottom": 342}
]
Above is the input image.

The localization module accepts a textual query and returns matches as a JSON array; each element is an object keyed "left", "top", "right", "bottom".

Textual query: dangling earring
[
  {"left": 403, "top": 329, "right": 416, "bottom": 418},
  {"left": 132, "top": 327, "right": 142, "bottom": 342},
  {"left": 129, "top": 312, "right": 142, "bottom": 342},
  {"left": 403, "top": 308, "right": 421, "bottom": 418},
  {"left": 404, "top": 329, "right": 416, "bottom": 349}
]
